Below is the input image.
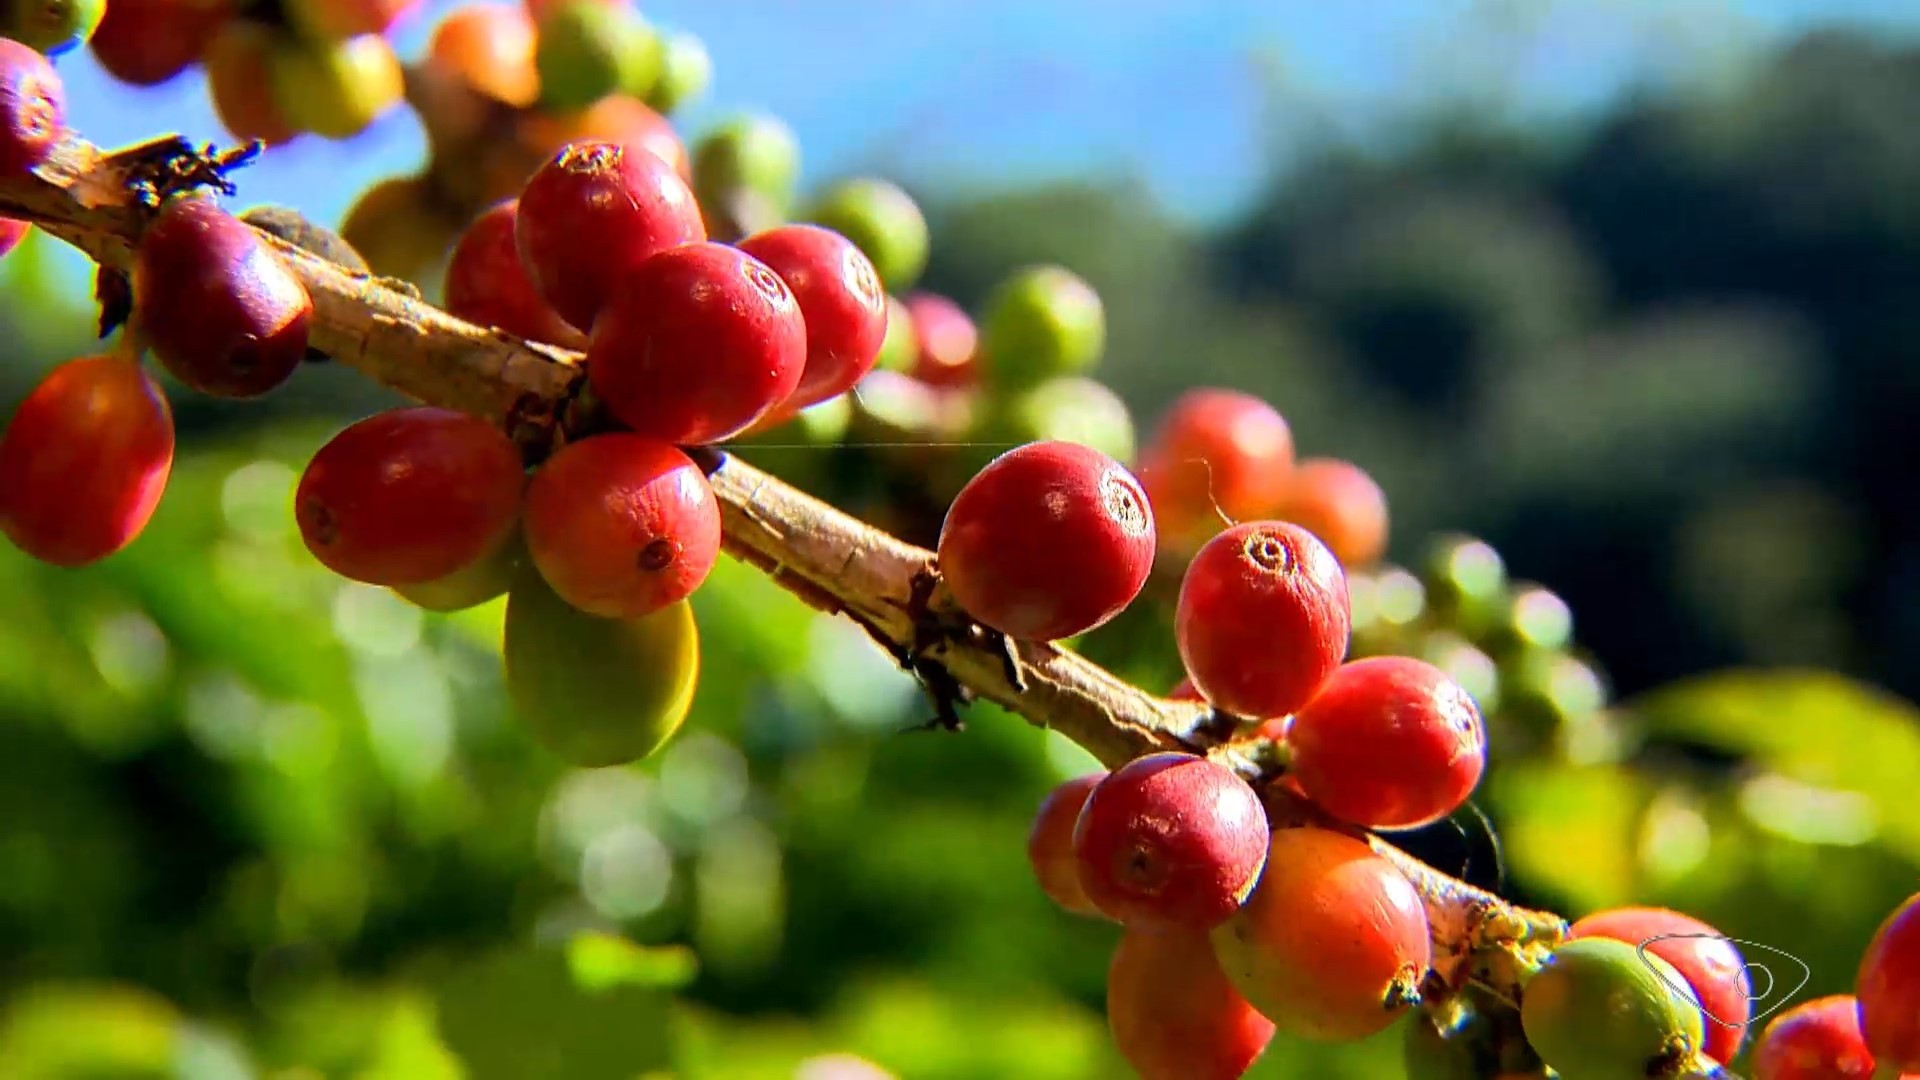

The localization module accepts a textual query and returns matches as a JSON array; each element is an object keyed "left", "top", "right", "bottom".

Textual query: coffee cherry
[
  {"left": 0, "top": 215, "right": 25, "bottom": 258},
  {"left": 515, "top": 140, "right": 706, "bottom": 332},
  {"left": 871, "top": 295, "right": 916, "bottom": 374},
  {"left": 1139, "top": 388, "right": 1295, "bottom": 552},
  {"left": 446, "top": 200, "right": 586, "bottom": 349},
  {"left": 392, "top": 530, "right": 525, "bottom": 613},
  {"left": 0, "top": 355, "right": 172, "bottom": 567},
  {"left": 1286, "top": 656, "right": 1486, "bottom": 830},
  {"left": 1169, "top": 676, "right": 1201, "bottom": 701},
  {"left": 425, "top": 2, "right": 539, "bottom": 107},
  {"left": 533, "top": 0, "right": 660, "bottom": 110},
  {"left": 284, "top": 0, "right": 413, "bottom": 40},
  {"left": 204, "top": 21, "right": 295, "bottom": 146},
  {"left": 296, "top": 408, "right": 525, "bottom": 587},
  {"left": 134, "top": 195, "right": 313, "bottom": 399},
  {"left": 523, "top": 434, "right": 720, "bottom": 619},
  {"left": 587, "top": 242, "right": 807, "bottom": 445},
  {"left": 1420, "top": 533, "right": 1508, "bottom": 637},
  {"left": 271, "top": 33, "right": 404, "bottom": 141},
  {"left": 239, "top": 204, "right": 368, "bottom": 275},
  {"left": 88, "top": 0, "right": 219, "bottom": 85},
  {"left": 0, "top": 36, "right": 62, "bottom": 176},
  {"left": 1276, "top": 457, "right": 1389, "bottom": 570},
  {"left": 1485, "top": 581, "right": 1574, "bottom": 656},
  {"left": 1212, "top": 825, "right": 1430, "bottom": 1041},
  {"left": 503, "top": 567, "right": 699, "bottom": 767},
  {"left": 340, "top": 174, "right": 461, "bottom": 284},
  {"left": 646, "top": 28, "right": 710, "bottom": 114},
  {"left": 1569, "top": 906, "right": 1752, "bottom": 1066},
  {"left": 902, "top": 291, "right": 978, "bottom": 388},
  {"left": 1025, "top": 772, "right": 1106, "bottom": 918},
  {"left": 808, "top": 177, "right": 929, "bottom": 292},
  {"left": 937, "top": 440, "right": 1154, "bottom": 641},
  {"left": 978, "top": 265, "right": 1105, "bottom": 390},
  {"left": 1858, "top": 891, "right": 1920, "bottom": 1072},
  {"left": 512, "top": 94, "right": 691, "bottom": 191},
  {"left": 1520, "top": 937, "right": 1705, "bottom": 1078},
  {"left": 1108, "top": 927, "right": 1276, "bottom": 1080},
  {"left": 1752, "top": 995, "right": 1882, "bottom": 1080},
  {"left": 737, "top": 224, "right": 888, "bottom": 410},
  {"left": 1175, "top": 521, "right": 1350, "bottom": 720},
  {"left": 2, "top": 0, "right": 103, "bottom": 56},
  {"left": 692, "top": 112, "right": 801, "bottom": 232},
  {"left": 1072, "top": 752, "right": 1269, "bottom": 931}
]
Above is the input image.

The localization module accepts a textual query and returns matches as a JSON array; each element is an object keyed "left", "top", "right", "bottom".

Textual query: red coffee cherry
[
  {"left": 445, "top": 199, "right": 586, "bottom": 349},
  {"left": 1107, "top": 927, "right": 1276, "bottom": 1080},
  {"left": 937, "top": 440, "right": 1155, "bottom": 641},
  {"left": 587, "top": 241, "right": 807, "bottom": 445},
  {"left": 0, "top": 37, "right": 64, "bottom": 176},
  {"left": 205, "top": 21, "right": 296, "bottom": 147},
  {"left": 1286, "top": 655, "right": 1486, "bottom": 830},
  {"left": 1025, "top": 772, "right": 1107, "bottom": 919},
  {"left": 514, "top": 139, "right": 705, "bottom": 332},
  {"left": 1569, "top": 906, "right": 1752, "bottom": 1066},
  {"left": 903, "top": 291, "right": 978, "bottom": 388},
  {"left": 0, "top": 216, "right": 26, "bottom": 258},
  {"left": 523, "top": 433, "right": 720, "bottom": 619},
  {"left": 295, "top": 408, "right": 525, "bottom": 587},
  {"left": 736, "top": 224, "right": 888, "bottom": 410},
  {"left": 0, "top": 355, "right": 173, "bottom": 567},
  {"left": 1139, "top": 388, "right": 1294, "bottom": 551},
  {"left": 1071, "top": 752, "right": 1269, "bottom": 931},
  {"left": 1211, "top": 825, "right": 1430, "bottom": 1042},
  {"left": 1277, "top": 456, "right": 1389, "bottom": 570},
  {"left": 1175, "top": 520, "right": 1351, "bottom": 720},
  {"left": 88, "top": 0, "right": 227, "bottom": 87},
  {"left": 1858, "top": 891, "right": 1920, "bottom": 1073},
  {"left": 134, "top": 195, "right": 313, "bottom": 398},
  {"left": 1169, "top": 676, "right": 1201, "bottom": 701},
  {"left": 1752, "top": 995, "right": 1881, "bottom": 1080}
]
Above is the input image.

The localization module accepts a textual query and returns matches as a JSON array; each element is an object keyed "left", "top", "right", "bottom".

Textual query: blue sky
[{"left": 48, "top": 0, "right": 1920, "bottom": 232}]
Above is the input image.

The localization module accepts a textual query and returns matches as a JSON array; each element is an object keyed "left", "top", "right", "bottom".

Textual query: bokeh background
[{"left": 4, "top": 1, "right": 1920, "bottom": 1077}]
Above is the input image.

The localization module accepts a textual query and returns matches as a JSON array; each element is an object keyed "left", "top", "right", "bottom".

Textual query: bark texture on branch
[{"left": 0, "top": 134, "right": 1578, "bottom": 1014}]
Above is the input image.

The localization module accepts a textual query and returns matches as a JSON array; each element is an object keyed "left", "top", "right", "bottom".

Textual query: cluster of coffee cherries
[
  {"left": 1748, "top": 889, "right": 1920, "bottom": 1078},
  {"left": 86, "top": 0, "right": 412, "bottom": 143}
]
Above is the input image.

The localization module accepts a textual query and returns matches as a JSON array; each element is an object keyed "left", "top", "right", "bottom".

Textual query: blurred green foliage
[{"left": 4, "top": 25, "right": 1920, "bottom": 1080}]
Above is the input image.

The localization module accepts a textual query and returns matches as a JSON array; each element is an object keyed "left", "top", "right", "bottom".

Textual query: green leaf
[
  {"left": 1488, "top": 760, "right": 1653, "bottom": 913},
  {"left": 567, "top": 932, "right": 700, "bottom": 993}
]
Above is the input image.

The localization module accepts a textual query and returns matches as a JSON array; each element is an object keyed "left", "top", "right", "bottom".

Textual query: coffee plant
[{"left": 0, "top": 5, "right": 1916, "bottom": 1079}]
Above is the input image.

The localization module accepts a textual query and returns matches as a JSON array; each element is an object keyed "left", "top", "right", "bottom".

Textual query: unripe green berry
[
  {"left": 1520, "top": 937, "right": 1705, "bottom": 1078},
  {"left": 808, "top": 177, "right": 929, "bottom": 292},
  {"left": 978, "top": 264, "right": 1106, "bottom": 390},
  {"left": 534, "top": 0, "right": 662, "bottom": 111},
  {"left": 692, "top": 113, "right": 802, "bottom": 219},
  {"left": 1003, "top": 376, "right": 1134, "bottom": 463},
  {"left": 646, "top": 29, "right": 711, "bottom": 114},
  {"left": 1421, "top": 533, "right": 1508, "bottom": 639},
  {"left": 1484, "top": 580, "right": 1575, "bottom": 656},
  {"left": 871, "top": 295, "right": 917, "bottom": 374},
  {"left": 3, "top": 0, "right": 103, "bottom": 56}
]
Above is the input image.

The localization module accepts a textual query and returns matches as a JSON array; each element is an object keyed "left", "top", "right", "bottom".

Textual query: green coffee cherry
[
  {"left": 1520, "top": 937, "right": 1705, "bottom": 1078},
  {"left": 1500, "top": 647, "right": 1606, "bottom": 737},
  {"left": 534, "top": 0, "right": 662, "bottom": 111},
  {"left": 1420, "top": 533, "right": 1508, "bottom": 640},
  {"left": 807, "top": 178, "right": 929, "bottom": 292},
  {"left": 646, "top": 29, "right": 712, "bottom": 114},
  {"left": 871, "top": 295, "right": 917, "bottom": 374},
  {"left": 1484, "top": 580, "right": 1575, "bottom": 657},
  {"left": 978, "top": 265, "right": 1106, "bottom": 390},
  {"left": 393, "top": 534, "right": 525, "bottom": 613},
  {"left": 1002, "top": 376, "right": 1134, "bottom": 463},
  {"left": 503, "top": 568, "right": 699, "bottom": 767},
  {"left": 693, "top": 113, "right": 802, "bottom": 218},
  {"left": 3, "top": 0, "right": 103, "bottom": 56},
  {"left": 1417, "top": 631, "right": 1501, "bottom": 716}
]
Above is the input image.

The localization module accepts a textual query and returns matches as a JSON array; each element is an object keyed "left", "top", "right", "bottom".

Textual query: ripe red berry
[
  {"left": 902, "top": 291, "right": 978, "bottom": 388},
  {"left": 1211, "top": 826, "right": 1430, "bottom": 1042},
  {"left": 133, "top": 195, "right": 313, "bottom": 398},
  {"left": 1175, "top": 520, "right": 1350, "bottom": 720},
  {"left": 1859, "top": 891, "right": 1920, "bottom": 1072},
  {"left": 523, "top": 433, "right": 720, "bottom": 619},
  {"left": 1139, "top": 388, "right": 1294, "bottom": 551},
  {"left": 0, "top": 216, "right": 26, "bottom": 258},
  {"left": 1752, "top": 996, "right": 1882, "bottom": 1080},
  {"left": 1107, "top": 927, "right": 1275, "bottom": 1080},
  {"left": 0, "top": 355, "right": 173, "bottom": 567},
  {"left": 937, "top": 440, "right": 1155, "bottom": 641},
  {"left": 1286, "top": 656, "right": 1486, "bottom": 830},
  {"left": 514, "top": 140, "right": 705, "bottom": 332},
  {"left": 88, "top": 0, "right": 227, "bottom": 87},
  {"left": 1169, "top": 676, "right": 1201, "bottom": 701},
  {"left": 295, "top": 408, "right": 525, "bottom": 587},
  {"left": 1568, "top": 906, "right": 1752, "bottom": 1066},
  {"left": 736, "top": 224, "right": 889, "bottom": 410},
  {"left": 1277, "top": 456, "right": 1389, "bottom": 570},
  {"left": 0, "top": 37, "right": 64, "bottom": 177},
  {"left": 1025, "top": 772, "right": 1107, "bottom": 919},
  {"left": 587, "top": 241, "right": 807, "bottom": 445},
  {"left": 1071, "top": 752, "right": 1269, "bottom": 931},
  {"left": 445, "top": 199, "right": 585, "bottom": 349}
]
